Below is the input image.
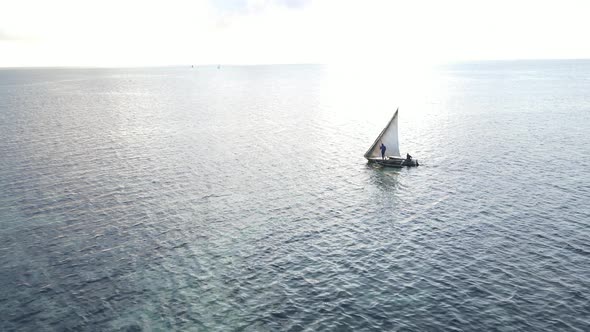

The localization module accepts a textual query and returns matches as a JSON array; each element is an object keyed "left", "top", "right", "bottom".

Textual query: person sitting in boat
[{"left": 406, "top": 153, "right": 412, "bottom": 161}]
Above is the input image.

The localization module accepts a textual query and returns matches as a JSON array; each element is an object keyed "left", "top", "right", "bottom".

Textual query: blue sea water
[{"left": 0, "top": 61, "right": 589, "bottom": 331}]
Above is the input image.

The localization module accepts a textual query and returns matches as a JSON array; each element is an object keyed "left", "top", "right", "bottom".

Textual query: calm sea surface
[{"left": 0, "top": 61, "right": 589, "bottom": 331}]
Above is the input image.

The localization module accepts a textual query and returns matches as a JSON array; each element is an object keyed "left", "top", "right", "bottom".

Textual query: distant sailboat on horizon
[{"left": 365, "top": 108, "right": 419, "bottom": 167}]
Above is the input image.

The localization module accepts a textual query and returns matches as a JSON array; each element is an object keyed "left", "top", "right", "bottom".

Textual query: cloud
[
  {"left": 0, "top": 30, "right": 16, "bottom": 40},
  {"left": 276, "top": 0, "right": 310, "bottom": 9},
  {"left": 0, "top": 28, "right": 37, "bottom": 41},
  {"left": 210, "top": 0, "right": 311, "bottom": 15}
]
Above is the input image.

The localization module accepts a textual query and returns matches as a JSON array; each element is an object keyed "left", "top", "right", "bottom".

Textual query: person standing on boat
[
  {"left": 380, "top": 143, "right": 386, "bottom": 159},
  {"left": 406, "top": 153, "right": 412, "bottom": 160}
]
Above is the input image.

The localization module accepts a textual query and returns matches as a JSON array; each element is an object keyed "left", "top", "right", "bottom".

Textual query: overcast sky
[{"left": 1, "top": 0, "right": 589, "bottom": 67}]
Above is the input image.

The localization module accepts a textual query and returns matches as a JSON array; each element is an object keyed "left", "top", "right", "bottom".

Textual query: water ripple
[{"left": 1, "top": 64, "right": 589, "bottom": 331}]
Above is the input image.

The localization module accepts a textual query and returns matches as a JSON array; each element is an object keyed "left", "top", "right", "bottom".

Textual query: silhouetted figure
[
  {"left": 380, "top": 143, "right": 387, "bottom": 160},
  {"left": 406, "top": 153, "right": 412, "bottom": 161}
]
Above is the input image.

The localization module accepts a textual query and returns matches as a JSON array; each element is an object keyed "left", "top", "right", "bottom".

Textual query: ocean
[{"left": 0, "top": 61, "right": 589, "bottom": 331}]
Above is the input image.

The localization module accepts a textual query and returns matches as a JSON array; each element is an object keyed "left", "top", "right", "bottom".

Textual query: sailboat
[{"left": 364, "top": 108, "right": 419, "bottom": 167}]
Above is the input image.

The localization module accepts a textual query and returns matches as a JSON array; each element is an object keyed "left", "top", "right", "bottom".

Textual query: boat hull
[{"left": 368, "top": 157, "right": 419, "bottom": 168}]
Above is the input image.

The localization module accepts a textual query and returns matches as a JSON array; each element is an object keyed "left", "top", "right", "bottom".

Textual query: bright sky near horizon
[{"left": 1, "top": 0, "right": 589, "bottom": 67}]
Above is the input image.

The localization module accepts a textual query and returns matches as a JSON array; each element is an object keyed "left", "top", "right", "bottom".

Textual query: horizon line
[{"left": 1, "top": 58, "right": 590, "bottom": 70}]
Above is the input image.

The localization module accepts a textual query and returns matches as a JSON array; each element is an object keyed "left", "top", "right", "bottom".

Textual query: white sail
[{"left": 364, "top": 109, "right": 401, "bottom": 159}]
